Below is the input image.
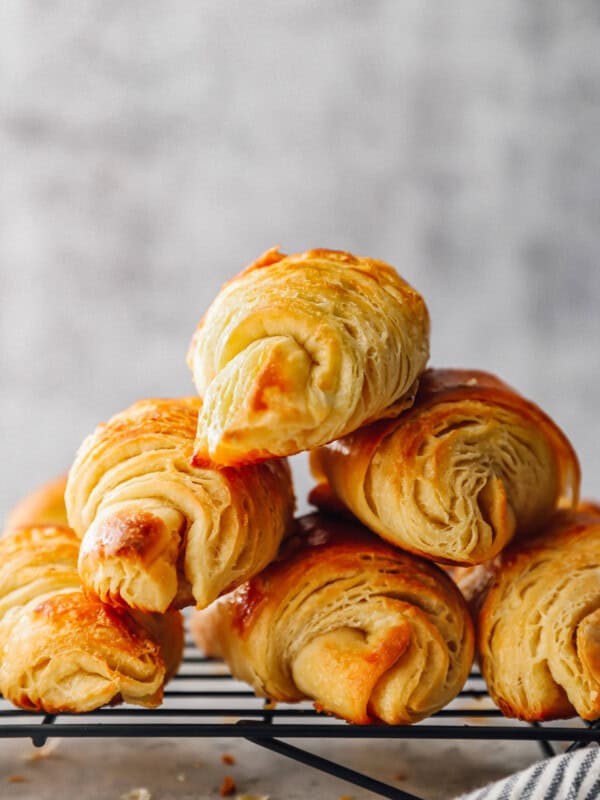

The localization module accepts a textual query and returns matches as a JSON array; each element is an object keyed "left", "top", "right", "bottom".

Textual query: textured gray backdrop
[{"left": 2, "top": 1, "right": 600, "bottom": 525}]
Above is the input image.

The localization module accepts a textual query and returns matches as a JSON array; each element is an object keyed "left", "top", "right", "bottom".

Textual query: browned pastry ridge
[
  {"left": 187, "top": 247, "right": 430, "bottom": 466},
  {"left": 0, "top": 479, "right": 183, "bottom": 712},
  {"left": 66, "top": 397, "right": 294, "bottom": 612},
  {"left": 191, "top": 513, "right": 474, "bottom": 725},
  {"left": 310, "top": 368, "right": 579, "bottom": 565},
  {"left": 453, "top": 508, "right": 600, "bottom": 721}
]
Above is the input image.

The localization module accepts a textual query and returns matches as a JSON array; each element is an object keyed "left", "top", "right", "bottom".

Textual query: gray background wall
[{"left": 2, "top": 1, "right": 600, "bottom": 524}]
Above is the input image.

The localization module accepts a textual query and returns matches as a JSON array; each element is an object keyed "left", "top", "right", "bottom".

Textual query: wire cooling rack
[{"left": 1, "top": 637, "right": 599, "bottom": 800}]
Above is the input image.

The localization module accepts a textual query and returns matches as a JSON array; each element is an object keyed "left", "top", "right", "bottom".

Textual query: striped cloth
[{"left": 455, "top": 747, "right": 600, "bottom": 800}]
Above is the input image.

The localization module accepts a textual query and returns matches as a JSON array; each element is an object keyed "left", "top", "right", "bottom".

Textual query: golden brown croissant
[
  {"left": 5, "top": 474, "right": 68, "bottom": 529},
  {"left": 310, "top": 368, "right": 579, "bottom": 565},
  {"left": 187, "top": 247, "right": 430, "bottom": 466},
  {"left": 66, "top": 397, "right": 294, "bottom": 612},
  {"left": 191, "top": 513, "right": 474, "bottom": 724},
  {"left": 0, "top": 482, "right": 183, "bottom": 712},
  {"left": 453, "top": 508, "right": 600, "bottom": 721}
]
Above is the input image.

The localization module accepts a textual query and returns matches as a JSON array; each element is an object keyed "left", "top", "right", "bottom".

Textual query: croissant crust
[
  {"left": 187, "top": 247, "right": 430, "bottom": 466},
  {"left": 454, "top": 508, "right": 600, "bottom": 721},
  {"left": 66, "top": 397, "right": 294, "bottom": 612},
  {"left": 5, "top": 474, "right": 69, "bottom": 530},
  {"left": 310, "top": 368, "right": 579, "bottom": 565},
  {"left": 0, "top": 519, "right": 183, "bottom": 713},
  {"left": 191, "top": 513, "right": 474, "bottom": 724}
]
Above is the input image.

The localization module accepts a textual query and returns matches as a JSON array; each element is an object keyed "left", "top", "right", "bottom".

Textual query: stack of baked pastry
[{"left": 3, "top": 247, "right": 597, "bottom": 726}]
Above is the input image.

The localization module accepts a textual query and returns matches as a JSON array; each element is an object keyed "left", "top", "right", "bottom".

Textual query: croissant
[
  {"left": 187, "top": 247, "right": 430, "bottom": 466},
  {"left": 0, "top": 482, "right": 183, "bottom": 712},
  {"left": 5, "top": 474, "right": 69, "bottom": 529},
  {"left": 453, "top": 508, "right": 600, "bottom": 721},
  {"left": 191, "top": 512, "right": 474, "bottom": 724},
  {"left": 310, "top": 368, "right": 579, "bottom": 565},
  {"left": 65, "top": 397, "right": 294, "bottom": 613}
]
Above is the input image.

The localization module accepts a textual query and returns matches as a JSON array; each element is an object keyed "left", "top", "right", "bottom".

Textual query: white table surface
[{"left": 0, "top": 731, "right": 548, "bottom": 800}]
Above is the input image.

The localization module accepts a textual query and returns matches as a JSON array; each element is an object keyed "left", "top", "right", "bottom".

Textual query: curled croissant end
[
  {"left": 78, "top": 508, "right": 185, "bottom": 613},
  {"left": 188, "top": 247, "right": 430, "bottom": 466},
  {"left": 455, "top": 507, "right": 600, "bottom": 721},
  {"left": 292, "top": 620, "right": 413, "bottom": 724},
  {"left": 310, "top": 368, "right": 580, "bottom": 565},
  {"left": 66, "top": 398, "right": 295, "bottom": 612},
  {"left": 0, "top": 591, "right": 166, "bottom": 712},
  {"left": 0, "top": 521, "right": 184, "bottom": 713},
  {"left": 191, "top": 513, "right": 474, "bottom": 725}
]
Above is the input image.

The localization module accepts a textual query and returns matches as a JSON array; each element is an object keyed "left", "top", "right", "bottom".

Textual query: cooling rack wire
[{"left": 1, "top": 634, "right": 598, "bottom": 800}]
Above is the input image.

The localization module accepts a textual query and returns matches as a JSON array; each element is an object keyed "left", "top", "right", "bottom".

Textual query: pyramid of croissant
[{"left": 5, "top": 244, "right": 591, "bottom": 727}]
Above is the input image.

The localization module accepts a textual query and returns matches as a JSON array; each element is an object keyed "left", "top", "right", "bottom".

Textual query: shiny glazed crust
[
  {"left": 310, "top": 368, "right": 579, "bottom": 565},
  {"left": 65, "top": 398, "right": 294, "bottom": 612},
  {"left": 187, "top": 247, "right": 430, "bottom": 466},
  {"left": 191, "top": 513, "right": 474, "bottom": 725},
  {"left": 454, "top": 509, "right": 600, "bottom": 721},
  {"left": 0, "top": 508, "right": 183, "bottom": 712}
]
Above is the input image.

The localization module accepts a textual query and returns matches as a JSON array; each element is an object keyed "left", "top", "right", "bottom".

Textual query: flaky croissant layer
[
  {"left": 191, "top": 513, "right": 474, "bottom": 725},
  {"left": 310, "top": 368, "right": 579, "bottom": 565},
  {"left": 187, "top": 247, "right": 430, "bottom": 466},
  {"left": 65, "top": 397, "right": 295, "bottom": 613},
  {"left": 454, "top": 508, "right": 600, "bottom": 721},
  {"left": 0, "top": 476, "right": 183, "bottom": 712}
]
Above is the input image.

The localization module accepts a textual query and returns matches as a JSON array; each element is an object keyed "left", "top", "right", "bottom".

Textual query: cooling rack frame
[{"left": 1, "top": 643, "right": 598, "bottom": 800}]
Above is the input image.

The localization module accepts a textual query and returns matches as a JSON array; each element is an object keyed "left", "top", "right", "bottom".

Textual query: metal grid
[{"left": 1, "top": 638, "right": 598, "bottom": 800}]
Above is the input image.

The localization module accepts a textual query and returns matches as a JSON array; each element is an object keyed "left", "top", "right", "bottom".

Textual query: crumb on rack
[
  {"left": 221, "top": 753, "right": 236, "bottom": 765},
  {"left": 120, "top": 788, "right": 152, "bottom": 800},
  {"left": 176, "top": 773, "right": 186, "bottom": 782},
  {"left": 465, "top": 715, "right": 487, "bottom": 725},
  {"left": 220, "top": 775, "right": 237, "bottom": 796},
  {"left": 395, "top": 771, "right": 407, "bottom": 781},
  {"left": 7, "top": 775, "right": 28, "bottom": 783}
]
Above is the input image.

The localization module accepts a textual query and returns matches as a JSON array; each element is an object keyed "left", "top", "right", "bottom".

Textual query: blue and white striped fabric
[{"left": 455, "top": 747, "right": 600, "bottom": 800}]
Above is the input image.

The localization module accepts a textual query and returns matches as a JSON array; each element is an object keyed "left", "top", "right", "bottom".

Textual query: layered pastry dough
[
  {"left": 187, "top": 247, "right": 430, "bottom": 466},
  {"left": 454, "top": 508, "right": 600, "bottom": 721},
  {"left": 0, "top": 483, "right": 183, "bottom": 712},
  {"left": 66, "top": 397, "right": 294, "bottom": 612},
  {"left": 191, "top": 513, "right": 474, "bottom": 724},
  {"left": 310, "top": 368, "right": 579, "bottom": 565}
]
